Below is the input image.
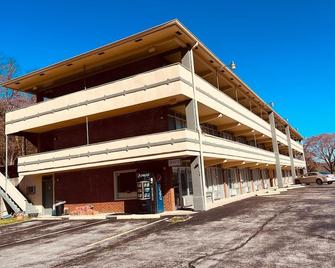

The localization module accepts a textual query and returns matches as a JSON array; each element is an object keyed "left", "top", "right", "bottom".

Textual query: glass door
[{"left": 172, "top": 167, "right": 193, "bottom": 208}]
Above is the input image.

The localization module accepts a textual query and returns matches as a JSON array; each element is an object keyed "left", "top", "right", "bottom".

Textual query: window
[
  {"left": 168, "top": 112, "right": 186, "bottom": 130},
  {"left": 114, "top": 169, "right": 138, "bottom": 200},
  {"left": 27, "top": 186, "right": 36, "bottom": 195}
]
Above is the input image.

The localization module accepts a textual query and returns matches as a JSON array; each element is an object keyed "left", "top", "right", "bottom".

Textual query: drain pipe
[{"left": 189, "top": 42, "right": 208, "bottom": 211}]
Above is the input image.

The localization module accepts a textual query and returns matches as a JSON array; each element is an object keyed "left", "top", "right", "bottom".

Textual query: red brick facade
[
  {"left": 30, "top": 106, "right": 169, "bottom": 152},
  {"left": 54, "top": 160, "right": 175, "bottom": 214}
]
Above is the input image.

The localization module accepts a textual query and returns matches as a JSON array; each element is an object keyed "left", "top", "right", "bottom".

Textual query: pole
[
  {"left": 5, "top": 134, "right": 8, "bottom": 193},
  {"left": 83, "top": 65, "right": 90, "bottom": 145}
]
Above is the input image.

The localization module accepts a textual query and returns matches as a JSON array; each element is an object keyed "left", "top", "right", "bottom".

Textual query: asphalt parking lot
[{"left": 0, "top": 184, "right": 335, "bottom": 267}]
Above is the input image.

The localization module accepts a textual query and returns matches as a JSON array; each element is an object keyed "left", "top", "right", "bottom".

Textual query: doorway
[
  {"left": 42, "top": 175, "right": 54, "bottom": 211},
  {"left": 172, "top": 167, "right": 193, "bottom": 208}
]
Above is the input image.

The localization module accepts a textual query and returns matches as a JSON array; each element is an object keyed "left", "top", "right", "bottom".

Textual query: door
[
  {"left": 42, "top": 176, "right": 54, "bottom": 209},
  {"left": 172, "top": 167, "right": 193, "bottom": 208},
  {"left": 205, "top": 167, "right": 225, "bottom": 201},
  {"left": 224, "top": 169, "right": 236, "bottom": 196}
]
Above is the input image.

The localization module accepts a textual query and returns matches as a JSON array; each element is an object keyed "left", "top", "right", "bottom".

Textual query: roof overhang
[{"left": 1, "top": 19, "right": 303, "bottom": 140}]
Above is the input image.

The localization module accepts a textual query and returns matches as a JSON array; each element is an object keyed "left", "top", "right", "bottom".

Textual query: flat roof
[{"left": 1, "top": 19, "right": 303, "bottom": 139}]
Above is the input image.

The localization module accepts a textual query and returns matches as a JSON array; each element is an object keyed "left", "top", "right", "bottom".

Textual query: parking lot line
[
  {"left": 0, "top": 220, "right": 66, "bottom": 236},
  {"left": 87, "top": 218, "right": 167, "bottom": 247},
  {"left": 0, "top": 219, "right": 107, "bottom": 249}
]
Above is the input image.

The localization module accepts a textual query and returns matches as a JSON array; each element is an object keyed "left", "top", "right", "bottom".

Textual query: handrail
[
  {"left": 6, "top": 62, "right": 183, "bottom": 114},
  {"left": 0, "top": 173, "right": 27, "bottom": 211}
]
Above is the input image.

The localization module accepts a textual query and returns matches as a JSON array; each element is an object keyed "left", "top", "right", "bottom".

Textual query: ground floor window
[{"left": 114, "top": 169, "right": 138, "bottom": 200}]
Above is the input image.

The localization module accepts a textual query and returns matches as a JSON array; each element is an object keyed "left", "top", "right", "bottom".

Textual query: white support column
[
  {"left": 269, "top": 112, "right": 284, "bottom": 188},
  {"left": 285, "top": 126, "right": 296, "bottom": 183},
  {"left": 183, "top": 48, "right": 207, "bottom": 211},
  {"left": 191, "top": 156, "right": 207, "bottom": 210}
]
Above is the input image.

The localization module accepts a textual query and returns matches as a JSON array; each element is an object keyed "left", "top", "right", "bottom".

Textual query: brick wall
[
  {"left": 54, "top": 160, "right": 175, "bottom": 214},
  {"left": 43, "top": 54, "right": 169, "bottom": 98},
  {"left": 35, "top": 106, "right": 169, "bottom": 152}
]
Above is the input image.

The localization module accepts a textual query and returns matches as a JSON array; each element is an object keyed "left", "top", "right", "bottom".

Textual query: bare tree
[
  {"left": 0, "top": 56, "right": 35, "bottom": 166},
  {"left": 304, "top": 133, "right": 335, "bottom": 174}
]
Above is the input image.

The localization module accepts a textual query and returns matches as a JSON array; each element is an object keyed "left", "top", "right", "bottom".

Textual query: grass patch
[
  {"left": 0, "top": 217, "right": 27, "bottom": 225},
  {"left": 167, "top": 216, "right": 192, "bottom": 223}
]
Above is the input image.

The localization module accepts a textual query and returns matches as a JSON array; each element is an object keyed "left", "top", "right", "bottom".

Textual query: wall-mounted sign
[{"left": 168, "top": 159, "right": 182, "bottom": 167}]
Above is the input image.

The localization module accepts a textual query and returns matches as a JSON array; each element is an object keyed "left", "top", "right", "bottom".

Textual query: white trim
[{"left": 113, "top": 169, "right": 138, "bottom": 201}]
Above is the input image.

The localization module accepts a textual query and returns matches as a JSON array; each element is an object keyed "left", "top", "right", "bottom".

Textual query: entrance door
[
  {"left": 172, "top": 167, "right": 193, "bottom": 208},
  {"left": 42, "top": 176, "right": 54, "bottom": 209},
  {"left": 205, "top": 167, "right": 225, "bottom": 201}
]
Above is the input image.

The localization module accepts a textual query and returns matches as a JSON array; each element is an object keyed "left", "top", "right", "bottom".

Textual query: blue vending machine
[
  {"left": 137, "top": 172, "right": 164, "bottom": 214},
  {"left": 155, "top": 174, "right": 164, "bottom": 213}
]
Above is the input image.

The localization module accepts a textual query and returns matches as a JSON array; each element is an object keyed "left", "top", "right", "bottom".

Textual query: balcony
[
  {"left": 17, "top": 127, "right": 304, "bottom": 176},
  {"left": 279, "top": 154, "right": 291, "bottom": 166},
  {"left": 194, "top": 75, "right": 273, "bottom": 140},
  {"left": 291, "top": 139, "right": 304, "bottom": 153},
  {"left": 202, "top": 134, "right": 277, "bottom": 165},
  {"left": 293, "top": 158, "right": 306, "bottom": 168},
  {"left": 193, "top": 74, "right": 304, "bottom": 154},
  {"left": 5, "top": 64, "right": 194, "bottom": 135},
  {"left": 17, "top": 129, "right": 199, "bottom": 175}
]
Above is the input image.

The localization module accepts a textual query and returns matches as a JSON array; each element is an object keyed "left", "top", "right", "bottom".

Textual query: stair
[
  {"left": 0, "top": 173, "right": 37, "bottom": 215},
  {"left": 0, "top": 186, "right": 22, "bottom": 213}
]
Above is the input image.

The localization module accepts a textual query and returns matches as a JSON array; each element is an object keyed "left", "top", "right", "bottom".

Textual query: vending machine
[{"left": 136, "top": 171, "right": 164, "bottom": 214}]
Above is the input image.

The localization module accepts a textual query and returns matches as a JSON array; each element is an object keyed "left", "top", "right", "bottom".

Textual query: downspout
[{"left": 189, "top": 42, "right": 208, "bottom": 210}]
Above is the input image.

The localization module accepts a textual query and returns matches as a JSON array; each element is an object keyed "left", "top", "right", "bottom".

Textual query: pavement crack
[
  {"left": 312, "top": 234, "right": 335, "bottom": 242},
  {"left": 188, "top": 204, "right": 292, "bottom": 268}
]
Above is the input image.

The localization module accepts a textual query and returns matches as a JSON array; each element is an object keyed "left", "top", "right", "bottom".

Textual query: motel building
[{"left": 0, "top": 20, "right": 306, "bottom": 216}]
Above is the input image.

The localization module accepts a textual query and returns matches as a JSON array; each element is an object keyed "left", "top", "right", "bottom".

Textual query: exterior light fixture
[
  {"left": 228, "top": 61, "right": 236, "bottom": 70},
  {"left": 220, "top": 61, "right": 236, "bottom": 72}
]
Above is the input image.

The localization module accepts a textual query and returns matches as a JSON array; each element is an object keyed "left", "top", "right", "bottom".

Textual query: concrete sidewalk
[{"left": 34, "top": 184, "right": 305, "bottom": 221}]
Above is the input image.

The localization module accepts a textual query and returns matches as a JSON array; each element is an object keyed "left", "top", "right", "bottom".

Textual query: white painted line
[
  {"left": 0, "top": 221, "right": 64, "bottom": 236},
  {"left": 0, "top": 220, "right": 106, "bottom": 249},
  {"left": 87, "top": 218, "right": 167, "bottom": 247}
]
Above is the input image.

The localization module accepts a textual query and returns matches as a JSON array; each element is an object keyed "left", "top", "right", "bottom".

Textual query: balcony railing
[
  {"left": 202, "top": 134, "right": 277, "bottom": 164},
  {"left": 17, "top": 129, "right": 199, "bottom": 175},
  {"left": 5, "top": 63, "right": 193, "bottom": 135},
  {"left": 7, "top": 62, "right": 304, "bottom": 157},
  {"left": 194, "top": 74, "right": 304, "bottom": 153}
]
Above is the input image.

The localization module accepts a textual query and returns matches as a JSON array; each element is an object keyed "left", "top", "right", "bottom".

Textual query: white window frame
[{"left": 113, "top": 169, "right": 138, "bottom": 200}]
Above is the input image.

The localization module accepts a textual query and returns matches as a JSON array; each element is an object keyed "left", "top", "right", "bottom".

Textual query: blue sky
[{"left": 1, "top": 0, "right": 334, "bottom": 138}]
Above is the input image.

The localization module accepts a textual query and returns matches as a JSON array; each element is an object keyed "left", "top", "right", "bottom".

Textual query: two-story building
[{"left": 0, "top": 20, "right": 306, "bottom": 215}]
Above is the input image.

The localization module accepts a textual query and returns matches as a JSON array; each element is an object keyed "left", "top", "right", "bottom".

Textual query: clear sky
[{"left": 0, "top": 0, "right": 334, "bottom": 138}]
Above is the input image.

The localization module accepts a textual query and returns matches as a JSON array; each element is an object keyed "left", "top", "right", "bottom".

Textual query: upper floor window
[{"left": 168, "top": 112, "right": 186, "bottom": 130}]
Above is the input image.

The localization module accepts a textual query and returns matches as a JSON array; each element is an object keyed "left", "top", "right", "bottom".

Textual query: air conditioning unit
[{"left": 182, "top": 195, "right": 193, "bottom": 207}]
